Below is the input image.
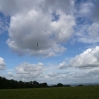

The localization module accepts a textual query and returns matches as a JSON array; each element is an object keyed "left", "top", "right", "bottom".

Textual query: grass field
[{"left": 0, "top": 86, "right": 99, "bottom": 99}]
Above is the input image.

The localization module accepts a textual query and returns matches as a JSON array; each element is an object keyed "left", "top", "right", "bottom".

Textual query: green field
[{"left": 0, "top": 86, "right": 99, "bottom": 99}]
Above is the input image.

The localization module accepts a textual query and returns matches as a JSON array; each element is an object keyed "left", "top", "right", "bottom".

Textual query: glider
[{"left": 37, "top": 42, "right": 38, "bottom": 47}]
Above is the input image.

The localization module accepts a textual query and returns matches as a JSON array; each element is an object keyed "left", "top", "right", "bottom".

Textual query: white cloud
[
  {"left": 6, "top": 62, "right": 58, "bottom": 82},
  {"left": 70, "top": 46, "right": 99, "bottom": 69},
  {"left": 5, "top": 45, "right": 99, "bottom": 82},
  {"left": 4, "top": 61, "right": 99, "bottom": 84},
  {"left": 12, "top": 62, "right": 43, "bottom": 81},
  {"left": 4, "top": 61, "right": 68, "bottom": 83},
  {"left": 51, "top": 11, "right": 75, "bottom": 43},
  {"left": 1, "top": 0, "right": 99, "bottom": 84},
  {"left": 57, "top": 61, "right": 67, "bottom": 69},
  {"left": 0, "top": 57, "right": 6, "bottom": 70},
  {"left": 0, "top": 0, "right": 76, "bottom": 57},
  {"left": 5, "top": 1, "right": 75, "bottom": 57},
  {"left": 76, "top": 22, "right": 99, "bottom": 44}
]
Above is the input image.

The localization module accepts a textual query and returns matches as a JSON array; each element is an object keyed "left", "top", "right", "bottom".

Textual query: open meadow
[{"left": 0, "top": 86, "right": 99, "bottom": 99}]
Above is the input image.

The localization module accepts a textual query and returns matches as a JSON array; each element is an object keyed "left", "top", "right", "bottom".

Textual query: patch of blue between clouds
[
  {"left": 74, "top": 0, "right": 94, "bottom": 38},
  {"left": 75, "top": 0, "right": 95, "bottom": 4},
  {"left": 49, "top": 12, "right": 60, "bottom": 39},
  {"left": 0, "top": 12, "right": 10, "bottom": 49},
  {"left": 74, "top": 16, "right": 93, "bottom": 34},
  {"left": 0, "top": 12, "right": 10, "bottom": 34},
  {"left": 75, "top": 0, "right": 95, "bottom": 11},
  {"left": 51, "top": 11, "right": 60, "bottom": 22}
]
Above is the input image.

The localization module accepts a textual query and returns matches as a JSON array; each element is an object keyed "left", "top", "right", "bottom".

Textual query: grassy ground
[{"left": 0, "top": 86, "right": 99, "bottom": 99}]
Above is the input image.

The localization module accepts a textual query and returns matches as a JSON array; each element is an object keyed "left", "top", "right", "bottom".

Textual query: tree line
[{"left": 0, "top": 76, "right": 71, "bottom": 89}]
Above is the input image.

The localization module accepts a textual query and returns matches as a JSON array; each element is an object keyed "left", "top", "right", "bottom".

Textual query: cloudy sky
[{"left": 0, "top": 0, "right": 99, "bottom": 84}]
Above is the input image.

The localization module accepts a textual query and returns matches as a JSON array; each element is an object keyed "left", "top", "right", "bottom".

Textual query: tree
[
  {"left": 57, "top": 83, "right": 63, "bottom": 87},
  {"left": 33, "top": 81, "right": 39, "bottom": 88},
  {"left": 40, "top": 82, "right": 48, "bottom": 88}
]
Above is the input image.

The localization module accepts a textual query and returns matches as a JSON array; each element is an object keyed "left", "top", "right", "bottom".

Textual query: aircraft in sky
[{"left": 37, "top": 42, "right": 38, "bottom": 47}]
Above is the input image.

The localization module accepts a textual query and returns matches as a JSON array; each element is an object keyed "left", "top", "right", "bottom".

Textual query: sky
[{"left": 0, "top": 0, "right": 99, "bottom": 85}]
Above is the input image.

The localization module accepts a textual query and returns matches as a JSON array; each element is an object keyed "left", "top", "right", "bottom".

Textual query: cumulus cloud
[
  {"left": 6, "top": 62, "right": 57, "bottom": 82},
  {"left": 70, "top": 46, "right": 99, "bottom": 69},
  {"left": 57, "top": 61, "right": 67, "bottom": 69},
  {"left": 1, "top": 0, "right": 99, "bottom": 84},
  {"left": 51, "top": 11, "right": 75, "bottom": 43},
  {"left": 1, "top": 0, "right": 75, "bottom": 57},
  {"left": 11, "top": 62, "right": 43, "bottom": 81},
  {"left": 57, "top": 46, "right": 99, "bottom": 70},
  {"left": 5, "top": 61, "right": 99, "bottom": 84},
  {"left": 5, "top": 61, "right": 68, "bottom": 82},
  {"left": 1, "top": 0, "right": 99, "bottom": 55},
  {"left": 0, "top": 57, "right": 6, "bottom": 70}
]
